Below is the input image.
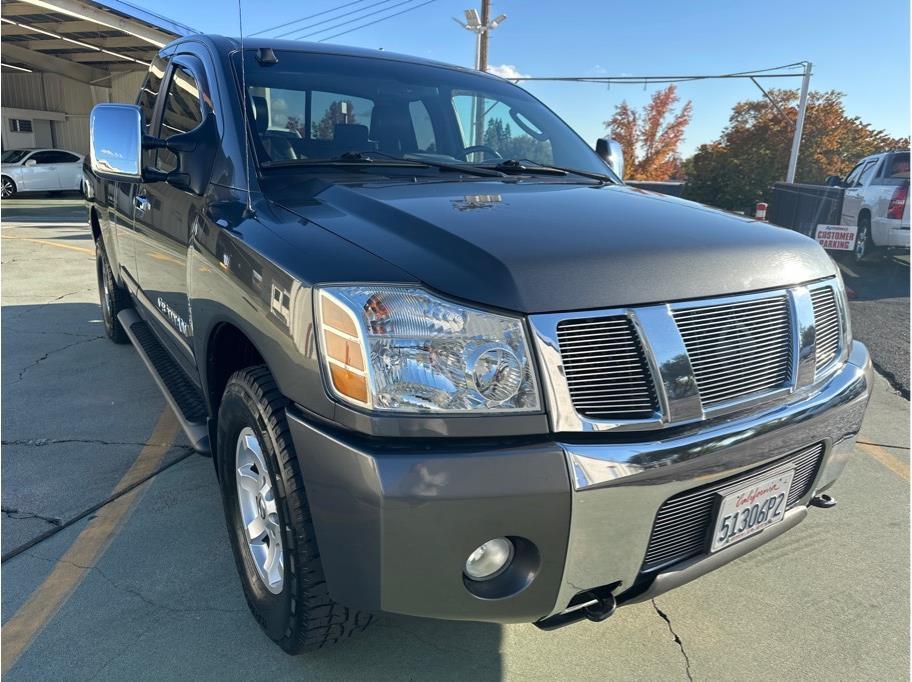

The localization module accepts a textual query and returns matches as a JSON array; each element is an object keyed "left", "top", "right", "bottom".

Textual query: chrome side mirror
[
  {"left": 24, "top": 159, "right": 36, "bottom": 167},
  {"left": 596, "top": 136, "right": 624, "bottom": 180},
  {"left": 90, "top": 104, "right": 142, "bottom": 182}
]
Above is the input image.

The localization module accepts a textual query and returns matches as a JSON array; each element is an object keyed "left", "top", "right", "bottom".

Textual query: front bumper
[{"left": 286, "top": 341, "right": 872, "bottom": 623}]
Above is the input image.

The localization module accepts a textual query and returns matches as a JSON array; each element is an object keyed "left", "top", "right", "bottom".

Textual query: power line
[
  {"left": 249, "top": 0, "right": 374, "bottom": 37},
  {"left": 509, "top": 63, "right": 811, "bottom": 86},
  {"left": 297, "top": 0, "right": 419, "bottom": 40},
  {"left": 276, "top": 0, "right": 401, "bottom": 39},
  {"left": 312, "top": 0, "right": 439, "bottom": 42}
]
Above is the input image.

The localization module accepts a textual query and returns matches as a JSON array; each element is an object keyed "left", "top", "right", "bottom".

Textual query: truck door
[
  {"left": 132, "top": 55, "right": 208, "bottom": 374},
  {"left": 841, "top": 158, "right": 877, "bottom": 226},
  {"left": 116, "top": 55, "right": 169, "bottom": 287}
]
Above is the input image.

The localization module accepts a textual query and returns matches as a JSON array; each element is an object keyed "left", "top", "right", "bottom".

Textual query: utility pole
[
  {"left": 454, "top": 3, "right": 507, "bottom": 146},
  {"left": 786, "top": 61, "right": 812, "bottom": 184}
]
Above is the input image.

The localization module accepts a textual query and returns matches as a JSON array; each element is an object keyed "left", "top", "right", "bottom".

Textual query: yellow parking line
[
  {"left": 1, "top": 236, "right": 94, "bottom": 256},
  {"left": 0, "top": 408, "right": 180, "bottom": 675},
  {"left": 858, "top": 441, "right": 910, "bottom": 481}
]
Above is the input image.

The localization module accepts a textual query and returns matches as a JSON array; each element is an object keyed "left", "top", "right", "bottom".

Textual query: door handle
[{"left": 134, "top": 195, "right": 151, "bottom": 214}]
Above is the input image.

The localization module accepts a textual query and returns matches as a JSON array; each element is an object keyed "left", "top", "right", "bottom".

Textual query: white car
[
  {"left": 1, "top": 148, "right": 85, "bottom": 199},
  {"left": 835, "top": 150, "right": 910, "bottom": 263}
]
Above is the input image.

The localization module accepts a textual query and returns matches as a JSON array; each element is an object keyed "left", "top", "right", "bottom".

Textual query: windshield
[
  {"left": 234, "top": 51, "right": 613, "bottom": 178},
  {"left": 2, "top": 150, "right": 30, "bottom": 164}
]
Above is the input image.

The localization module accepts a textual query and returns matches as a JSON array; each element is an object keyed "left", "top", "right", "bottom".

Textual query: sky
[{"left": 145, "top": 0, "right": 910, "bottom": 156}]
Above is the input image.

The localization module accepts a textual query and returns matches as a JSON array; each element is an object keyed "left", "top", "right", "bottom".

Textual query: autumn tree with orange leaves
[
  {"left": 604, "top": 85, "right": 693, "bottom": 180},
  {"left": 683, "top": 89, "right": 909, "bottom": 211}
]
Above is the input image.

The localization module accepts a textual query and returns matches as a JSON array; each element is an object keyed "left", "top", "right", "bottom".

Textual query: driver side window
[
  {"left": 156, "top": 64, "right": 203, "bottom": 173},
  {"left": 451, "top": 93, "right": 553, "bottom": 164},
  {"left": 843, "top": 162, "right": 866, "bottom": 187}
]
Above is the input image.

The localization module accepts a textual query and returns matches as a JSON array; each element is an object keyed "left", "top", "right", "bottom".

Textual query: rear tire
[
  {"left": 95, "top": 238, "right": 130, "bottom": 344},
  {"left": 853, "top": 215, "right": 881, "bottom": 264},
  {"left": 216, "top": 366, "right": 373, "bottom": 654},
  {"left": 1, "top": 176, "right": 16, "bottom": 199}
]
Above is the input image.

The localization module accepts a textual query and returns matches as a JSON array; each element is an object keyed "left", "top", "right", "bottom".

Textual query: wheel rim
[
  {"left": 1, "top": 179, "right": 12, "bottom": 199},
  {"left": 235, "top": 427, "right": 284, "bottom": 594},
  {"left": 855, "top": 225, "right": 867, "bottom": 259}
]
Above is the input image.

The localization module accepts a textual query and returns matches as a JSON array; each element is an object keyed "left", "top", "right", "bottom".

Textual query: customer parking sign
[{"left": 814, "top": 224, "right": 857, "bottom": 251}]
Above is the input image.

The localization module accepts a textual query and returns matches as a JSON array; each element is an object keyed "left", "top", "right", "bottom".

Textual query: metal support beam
[
  {"left": 16, "top": 0, "right": 174, "bottom": 46},
  {"left": 786, "top": 61, "right": 812, "bottom": 184},
  {"left": 24, "top": 36, "right": 153, "bottom": 50},
  {"left": 0, "top": 41, "right": 106, "bottom": 83}
]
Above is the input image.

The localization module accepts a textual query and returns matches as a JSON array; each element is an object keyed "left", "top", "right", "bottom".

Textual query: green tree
[
  {"left": 684, "top": 89, "right": 908, "bottom": 211},
  {"left": 482, "top": 118, "right": 552, "bottom": 163}
]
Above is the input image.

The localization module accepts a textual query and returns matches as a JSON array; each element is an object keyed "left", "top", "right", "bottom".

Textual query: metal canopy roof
[{"left": 0, "top": 0, "right": 197, "bottom": 84}]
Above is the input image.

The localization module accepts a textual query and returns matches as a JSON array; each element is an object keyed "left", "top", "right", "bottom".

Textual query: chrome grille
[
  {"left": 811, "top": 286, "right": 840, "bottom": 371},
  {"left": 556, "top": 316, "right": 657, "bottom": 419},
  {"left": 641, "top": 443, "right": 824, "bottom": 572},
  {"left": 674, "top": 295, "right": 792, "bottom": 406}
]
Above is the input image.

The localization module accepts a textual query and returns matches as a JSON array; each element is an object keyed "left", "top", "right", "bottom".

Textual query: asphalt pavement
[
  {"left": 1, "top": 201, "right": 909, "bottom": 680},
  {"left": 839, "top": 254, "right": 910, "bottom": 397}
]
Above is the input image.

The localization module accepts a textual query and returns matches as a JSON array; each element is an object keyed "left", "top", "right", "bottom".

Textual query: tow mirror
[
  {"left": 596, "top": 137, "right": 624, "bottom": 180},
  {"left": 90, "top": 104, "right": 142, "bottom": 182}
]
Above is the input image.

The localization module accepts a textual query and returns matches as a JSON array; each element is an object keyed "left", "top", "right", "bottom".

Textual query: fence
[{"left": 766, "top": 182, "right": 844, "bottom": 235}]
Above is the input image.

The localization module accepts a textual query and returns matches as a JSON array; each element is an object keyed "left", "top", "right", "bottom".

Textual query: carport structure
[{"left": 0, "top": 0, "right": 196, "bottom": 153}]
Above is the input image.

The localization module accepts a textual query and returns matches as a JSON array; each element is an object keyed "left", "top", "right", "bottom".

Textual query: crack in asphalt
[
  {"left": 653, "top": 600, "right": 694, "bottom": 681},
  {"left": 1, "top": 506, "right": 62, "bottom": 527},
  {"left": 22, "top": 551, "right": 245, "bottom": 615},
  {"left": 2, "top": 288, "right": 95, "bottom": 320},
  {"left": 14, "top": 336, "right": 105, "bottom": 383},
  {"left": 2, "top": 438, "right": 177, "bottom": 448}
]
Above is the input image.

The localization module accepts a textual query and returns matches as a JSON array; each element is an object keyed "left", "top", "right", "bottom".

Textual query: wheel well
[
  {"left": 206, "top": 322, "right": 265, "bottom": 416},
  {"left": 858, "top": 208, "right": 871, "bottom": 225},
  {"left": 90, "top": 207, "right": 102, "bottom": 242}
]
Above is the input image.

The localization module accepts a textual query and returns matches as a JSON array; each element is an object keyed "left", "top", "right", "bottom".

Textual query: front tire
[
  {"left": 217, "top": 366, "right": 373, "bottom": 654},
  {"left": 1, "top": 176, "right": 16, "bottom": 199},
  {"left": 95, "top": 239, "right": 130, "bottom": 343}
]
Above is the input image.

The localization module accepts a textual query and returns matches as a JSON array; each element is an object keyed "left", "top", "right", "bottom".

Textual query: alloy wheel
[
  {"left": 235, "top": 427, "right": 284, "bottom": 594},
  {"left": 855, "top": 224, "right": 868, "bottom": 261},
  {"left": 1, "top": 178, "right": 13, "bottom": 199}
]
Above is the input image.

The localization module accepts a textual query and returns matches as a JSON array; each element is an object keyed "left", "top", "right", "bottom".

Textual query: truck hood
[{"left": 270, "top": 179, "right": 836, "bottom": 314}]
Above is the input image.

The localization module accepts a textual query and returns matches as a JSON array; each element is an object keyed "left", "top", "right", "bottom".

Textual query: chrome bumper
[{"left": 549, "top": 340, "right": 872, "bottom": 615}]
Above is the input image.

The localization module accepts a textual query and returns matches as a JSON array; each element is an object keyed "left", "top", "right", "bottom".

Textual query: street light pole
[
  {"left": 454, "top": 2, "right": 507, "bottom": 146},
  {"left": 786, "top": 61, "right": 812, "bottom": 184}
]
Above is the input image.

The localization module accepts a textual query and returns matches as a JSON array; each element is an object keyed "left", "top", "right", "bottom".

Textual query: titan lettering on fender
[{"left": 815, "top": 224, "right": 858, "bottom": 251}]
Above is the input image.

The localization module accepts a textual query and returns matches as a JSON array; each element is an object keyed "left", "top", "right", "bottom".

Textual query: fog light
[{"left": 464, "top": 537, "right": 514, "bottom": 581}]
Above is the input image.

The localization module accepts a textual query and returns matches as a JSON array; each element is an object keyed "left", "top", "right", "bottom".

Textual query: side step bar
[{"left": 117, "top": 309, "right": 210, "bottom": 454}]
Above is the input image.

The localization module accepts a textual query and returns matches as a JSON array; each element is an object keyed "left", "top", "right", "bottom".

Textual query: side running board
[{"left": 117, "top": 309, "right": 210, "bottom": 454}]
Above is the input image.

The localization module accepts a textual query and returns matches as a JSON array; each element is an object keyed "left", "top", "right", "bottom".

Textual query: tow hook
[
  {"left": 810, "top": 493, "right": 837, "bottom": 508},
  {"left": 533, "top": 591, "right": 617, "bottom": 631}
]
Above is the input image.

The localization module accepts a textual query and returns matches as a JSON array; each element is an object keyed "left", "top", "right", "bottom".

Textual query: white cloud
[{"left": 487, "top": 64, "right": 529, "bottom": 80}]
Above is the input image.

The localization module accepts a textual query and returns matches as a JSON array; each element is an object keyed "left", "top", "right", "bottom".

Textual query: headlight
[{"left": 315, "top": 285, "right": 540, "bottom": 413}]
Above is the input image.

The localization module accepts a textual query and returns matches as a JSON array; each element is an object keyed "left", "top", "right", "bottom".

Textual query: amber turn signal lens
[{"left": 318, "top": 292, "right": 370, "bottom": 407}]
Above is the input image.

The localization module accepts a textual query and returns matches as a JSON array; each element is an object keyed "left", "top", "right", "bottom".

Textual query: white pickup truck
[{"left": 831, "top": 150, "right": 910, "bottom": 263}]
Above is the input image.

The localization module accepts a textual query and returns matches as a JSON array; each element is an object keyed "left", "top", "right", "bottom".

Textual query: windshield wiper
[
  {"left": 479, "top": 159, "right": 615, "bottom": 183},
  {"left": 262, "top": 151, "right": 506, "bottom": 178}
]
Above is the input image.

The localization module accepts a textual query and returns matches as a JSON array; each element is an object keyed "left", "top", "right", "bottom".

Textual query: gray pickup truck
[{"left": 86, "top": 35, "right": 872, "bottom": 653}]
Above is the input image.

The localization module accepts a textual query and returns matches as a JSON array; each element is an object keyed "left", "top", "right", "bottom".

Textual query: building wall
[
  {"left": 0, "top": 71, "right": 144, "bottom": 155},
  {"left": 111, "top": 71, "right": 146, "bottom": 105}
]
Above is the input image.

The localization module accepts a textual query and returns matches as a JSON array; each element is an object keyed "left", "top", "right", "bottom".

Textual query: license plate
[{"left": 711, "top": 468, "right": 795, "bottom": 552}]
